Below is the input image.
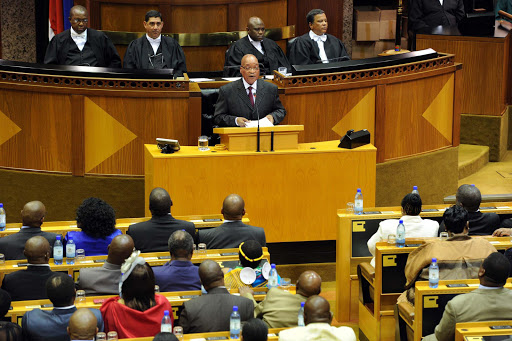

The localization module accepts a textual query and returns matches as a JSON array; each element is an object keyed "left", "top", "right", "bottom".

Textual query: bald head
[
  {"left": 199, "top": 260, "right": 224, "bottom": 291},
  {"left": 296, "top": 270, "right": 322, "bottom": 297},
  {"left": 221, "top": 194, "right": 245, "bottom": 220},
  {"left": 241, "top": 54, "right": 258, "bottom": 66},
  {"left": 69, "top": 5, "right": 87, "bottom": 17},
  {"left": 67, "top": 308, "right": 98, "bottom": 340},
  {"left": 247, "top": 17, "right": 265, "bottom": 41},
  {"left": 149, "top": 187, "right": 172, "bottom": 216},
  {"left": 304, "top": 295, "right": 332, "bottom": 325},
  {"left": 107, "top": 234, "right": 135, "bottom": 265},
  {"left": 21, "top": 201, "right": 46, "bottom": 228},
  {"left": 24, "top": 236, "right": 50, "bottom": 264}
]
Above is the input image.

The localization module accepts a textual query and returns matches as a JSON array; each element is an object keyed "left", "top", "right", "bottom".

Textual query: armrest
[
  {"left": 397, "top": 301, "right": 415, "bottom": 326},
  {"left": 357, "top": 262, "right": 375, "bottom": 304},
  {"left": 359, "top": 262, "right": 375, "bottom": 282}
]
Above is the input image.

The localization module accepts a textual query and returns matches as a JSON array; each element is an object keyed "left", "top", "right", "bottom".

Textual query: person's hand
[
  {"left": 236, "top": 117, "right": 250, "bottom": 127},
  {"left": 492, "top": 228, "right": 512, "bottom": 237},
  {"left": 239, "top": 286, "right": 254, "bottom": 297},
  {"left": 265, "top": 115, "right": 274, "bottom": 124}
]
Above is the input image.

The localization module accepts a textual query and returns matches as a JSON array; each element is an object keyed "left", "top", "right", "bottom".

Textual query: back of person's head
[
  {"left": 23, "top": 236, "right": 51, "bottom": 264},
  {"left": 108, "top": 234, "right": 135, "bottom": 265},
  {"left": 199, "top": 260, "right": 225, "bottom": 290},
  {"left": 401, "top": 193, "right": 422, "bottom": 216},
  {"left": 21, "top": 201, "right": 46, "bottom": 228},
  {"left": 149, "top": 187, "right": 172, "bottom": 216},
  {"left": 121, "top": 263, "right": 156, "bottom": 312},
  {"left": 481, "top": 252, "right": 510, "bottom": 286},
  {"left": 456, "top": 184, "right": 481, "bottom": 212},
  {"left": 306, "top": 9, "right": 325, "bottom": 25},
  {"left": 153, "top": 333, "right": 179, "bottom": 341},
  {"left": 221, "top": 194, "right": 245, "bottom": 220},
  {"left": 0, "top": 289, "right": 12, "bottom": 317},
  {"left": 145, "top": 10, "right": 162, "bottom": 22},
  {"left": 241, "top": 318, "right": 268, "bottom": 341},
  {"left": 168, "top": 230, "right": 194, "bottom": 259},
  {"left": 239, "top": 240, "right": 264, "bottom": 268},
  {"left": 296, "top": 270, "right": 322, "bottom": 297},
  {"left": 76, "top": 197, "right": 116, "bottom": 238},
  {"left": 46, "top": 273, "right": 75, "bottom": 307},
  {"left": 442, "top": 205, "right": 468, "bottom": 234},
  {"left": 0, "top": 289, "right": 20, "bottom": 341},
  {"left": 304, "top": 295, "right": 332, "bottom": 325},
  {"left": 67, "top": 308, "right": 98, "bottom": 340}
]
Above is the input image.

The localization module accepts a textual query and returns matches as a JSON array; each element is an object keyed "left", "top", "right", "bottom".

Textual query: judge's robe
[
  {"left": 408, "top": 0, "right": 465, "bottom": 33},
  {"left": 288, "top": 33, "right": 350, "bottom": 66},
  {"left": 44, "top": 28, "right": 121, "bottom": 67},
  {"left": 224, "top": 36, "right": 291, "bottom": 77},
  {"left": 123, "top": 35, "right": 187, "bottom": 76}
]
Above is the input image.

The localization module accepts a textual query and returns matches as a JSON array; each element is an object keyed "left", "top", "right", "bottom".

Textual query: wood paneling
[
  {"left": 170, "top": 5, "right": 227, "bottom": 33},
  {"left": 238, "top": 0, "right": 287, "bottom": 30},
  {"left": 100, "top": 4, "right": 157, "bottom": 31},
  {"left": 183, "top": 46, "right": 228, "bottom": 72}
]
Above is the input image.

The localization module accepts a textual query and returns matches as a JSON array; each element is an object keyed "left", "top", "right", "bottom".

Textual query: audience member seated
[
  {"left": 408, "top": 0, "right": 464, "bottom": 34},
  {"left": 77, "top": 234, "right": 134, "bottom": 295},
  {"left": 101, "top": 256, "right": 173, "bottom": 338},
  {"left": 153, "top": 333, "right": 179, "bottom": 341},
  {"left": 128, "top": 187, "right": 196, "bottom": 252},
  {"left": 67, "top": 308, "right": 100, "bottom": 341},
  {"left": 224, "top": 240, "right": 269, "bottom": 289},
  {"left": 199, "top": 194, "right": 266, "bottom": 249},
  {"left": 242, "top": 318, "right": 268, "bottom": 341},
  {"left": 399, "top": 205, "right": 497, "bottom": 305},
  {"left": 278, "top": 295, "right": 356, "bottom": 341},
  {"left": 65, "top": 197, "right": 122, "bottom": 256},
  {"left": 153, "top": 230, "right": 201, "bottom": 292},
  {"left": 440, "top": 184, "right": 500, "bottom": 235},
  {"left": 1, "top": 236, "right": 56, "bottom": 301},
  {"left": 423, "top": 252, "right": 512, "bottom": 341},
  {"left": 0, "top": 201, "right": 57, "bottom": 260},
  {"left": 367, "top": 193, "right": 439, "bottom": 266},
  {"left": 22, "top": 273, "right": 104, "bottom": 341},
  {"left": 179, "top": 260, "right": 253, "bottom": 333},
  {"left": 241, "top": 270, "right": 321, "bottom": 328},
  {"left": 0, "top": 289, "right": 22, "bottom": 341}
]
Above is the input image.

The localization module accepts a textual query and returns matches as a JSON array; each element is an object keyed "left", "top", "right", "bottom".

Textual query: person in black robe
[
  {"left": 408, "top": 0, "right": 465, "bottom": 33},
  {"left": 44, "top": 5, "right": 121, "bottom": 68},
  {"left": 224, "top": 17, "right": 291, "bottom": 77},
  {"left": 288, "top": 9, "right": 350, "bottom": 66},
  {"left": 123, "top": 10, "right": 187, "bottom": 76}
]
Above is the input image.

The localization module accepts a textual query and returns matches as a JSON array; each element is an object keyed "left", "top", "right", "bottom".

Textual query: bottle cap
[
  {"left": 56, "top": 235, "right": 61, "bottom": 240},
  {"left": 164, "top": 310, "right": 169, "bottom": 315},
  {"left": 432, "top": 258, "right": 437, "bottom": 262},
  {"left": 413, "top": 186, "right": 418, "bottom": 190},
  {"left": 399, "top": 220, "right": 403, "bottom": 224},
  {"left": 471, "top": 184, "right": 475, "bottom": 187},
  {"left": 301, "top": 302, "right": 305, "bottom": 307},
  {"left": 68, "top": 236, "right": 73, "bottom": 241},
  {"left": 357, "top": 188, "right": 361, "bottom": 192},
  {"left": 271, "top": 263, "right": 276, "bottom": 269},
  {"left": 233, "top": 306, "right": 238, "bottom": 311},
  {"left": 0, "top": 203, "right": 3, "bottom": 208}
]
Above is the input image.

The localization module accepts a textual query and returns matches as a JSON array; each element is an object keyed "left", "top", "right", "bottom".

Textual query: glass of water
[
  {"left": 280, "top": 277, "right": 291, "bottom": 292},
  {"left": 173, "top": 326, "right": 184, "bottom": 340},
  {"left": 76, "top": 249, "right": 85, "bottom": 263},
  {"left": 75, "top": 290, "right": 86, "bottom": 303},
  {"left": 346, "top": 202, "right": 355, "bottom": 214},
  {"left": 387, "top": 234, "right": 396, "bottom": 245},
  {"left": 96, "top": 332, "right": 107, "bottom": 341},
  {"left": 440, "top": 232, "right": 449, "bottom": 240},
  {"left": 107, "top": 331, "right": 118, "bottom": 340},
  {"left": 198, "top": 243, "right": 207, "bottom": 256},
  {"left": 278, "top": 66, "right": 287, "bottom": 75},
  {"left": 198, "top": 136, "right": 209, "bottom": 151},
  {"left": 0, "top": 253, "right": 5, "bottom": 265}
]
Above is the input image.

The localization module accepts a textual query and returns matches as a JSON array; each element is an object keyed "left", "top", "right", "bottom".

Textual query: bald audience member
[
  {"left": 128, "top": 187, "right": 196, "bottom": 252},
  {"left": 68, "top": 308, "right": 99, "bottom": 340},
  {"left": 241, "top": 270, "right": 321, "bottom": 328},
  {"left": 77, "top": 234, "right": 135, "bottom": 295},
  {"left": 179, "top": 260, "right": 253, "bottom": 333},
  {"left": 153, "top": 230, "right": 201, "bottom": 291},
  {"left": 1, "top": 236, "right": 55, "bottom": 301},
  {"left": 199, "top": 194, "right": 266, "bottom": 249},
  {"left": 0, "top": 201, "right": 58, "bottom": 260},
  {"left": 279, "top": 296, "right": 356, "bottom": 341}
]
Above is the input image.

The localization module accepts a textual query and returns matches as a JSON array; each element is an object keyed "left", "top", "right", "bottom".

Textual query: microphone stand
[{"left": 254, "top": 92, "right": 260, "bottom": 152}]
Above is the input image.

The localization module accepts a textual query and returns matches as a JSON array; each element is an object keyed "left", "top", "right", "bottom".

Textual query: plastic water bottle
[
  {"left": 298, "top": 302, "right": 305, "bottom": 326},
  {"left": 396, "top": 220, "right": 405, "bottom": 248},
  {"left": 268, "top": 264, "right": 278, "bottom": 288},
  {"left": 354, "top": 188, "right": 363, "bottom": 215},
  {"left": 230, "top": 306, "right": 241, "bottom": 339},
  {"left": 66, "top": 236, "right": 76, "bottom": 265},
  {"left": 0, "top": 204, "right": 5, "bottom": 231},
  {"left": 429, "top": 258, "right": 439, "bottom": 288},
  {"left": 161, "top": 310, "right": 173, "bottom": 332},
  {"left": 412, "top": 186, "right": 419, "bottom": 195},
  {"left": 53, "top": 235, "right": 63, "bottom": 265}
]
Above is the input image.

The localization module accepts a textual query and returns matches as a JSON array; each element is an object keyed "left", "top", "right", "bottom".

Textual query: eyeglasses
[
  {"left": 71, "top": 18, "right": 88, "bottom": 24},
  {"left": 147, "top": 22, "right": 162, "bottom": 27},
  {"left": 241, "top": 66, "right": 260, "bottom": 71}
]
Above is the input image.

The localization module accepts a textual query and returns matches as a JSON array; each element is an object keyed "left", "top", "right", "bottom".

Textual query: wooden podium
[{"left": 213, "top": 125, "right": 304, "bottom": 151}]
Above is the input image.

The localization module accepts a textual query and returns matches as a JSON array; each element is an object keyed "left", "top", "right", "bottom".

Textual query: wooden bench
[{"left": 455, "top": 320, "right": 512, "bottom": 341}]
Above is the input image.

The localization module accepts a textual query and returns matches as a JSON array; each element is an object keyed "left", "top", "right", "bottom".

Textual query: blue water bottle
[
  {"left": 354, "top": 188, "right": 363, "bottom": 215},
  {"left": 396, "top": 220, "right": 405, "bottom": 248},
  {"left": 429, "top": 258, "right": 439, "bottom": 288},
  {"left": 0, "top": 204, "right": 5, "bottom": 231},
  {"left": 66, "top": 236, "right": 76, "bottom": 265},
  {"left": 230, "top": 306, "right": 241, "bottom": 339},
  {"left": 53, "top": 235, "right": 63, "bottom": 265}
]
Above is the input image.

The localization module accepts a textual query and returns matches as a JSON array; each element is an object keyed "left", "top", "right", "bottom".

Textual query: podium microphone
[{"left": 254, "top": 91, "right": 261, "bottom": 152}]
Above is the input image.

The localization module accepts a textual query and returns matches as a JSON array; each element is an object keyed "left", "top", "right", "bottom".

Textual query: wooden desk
[
  {"left": 120, "top": 328, "right": 287, "bottom": 341},
  {"left": 145, "top": 141, "right": 377, "bottom": 243},
  {"left": 456, "top": 321, "right": 512, "bottom": 341}
]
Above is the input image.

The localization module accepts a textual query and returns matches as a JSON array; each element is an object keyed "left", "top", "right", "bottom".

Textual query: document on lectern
[{"left": 245, "top": 117, "right": 274, "bottom": 128}]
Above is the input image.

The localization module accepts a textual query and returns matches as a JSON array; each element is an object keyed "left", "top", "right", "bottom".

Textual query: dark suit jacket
[
  {"left": 198, "top": 221, "right": 266, "bottom": 249},
  {"left": 22, "top": 306, "right": 103, "bottom": 341},
  {"left": 0, "top": 227, "right": 58, "bottom": 260},
  {"left": 439, "top": 211, "right": 500, "bottom": 235},
  {"left": 127, "top": 214, "right": 196, "bottom": 252},
  {"left": 179, "top": 287, "right": 253, "bottom": 333},
  {"left": 213, "top": 78, "right": 286, "bottom": 127},
  {"left": 1, "top": 265, "right": 56, "bottom": 301},
  {"left": 409, "top": 0, "right": 465, "bottom": 33}
]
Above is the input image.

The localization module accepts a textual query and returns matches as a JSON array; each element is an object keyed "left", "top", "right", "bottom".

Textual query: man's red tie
[{"left": 248, "top": 86, "right": 255, "bottom": 107}]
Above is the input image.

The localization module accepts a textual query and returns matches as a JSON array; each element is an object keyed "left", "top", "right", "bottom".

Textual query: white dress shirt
[
  {"left": 248, "top": 35, "right": 264, "bottom": 55},
  {"left": 309, "top": 30, "right": 328, "bottom": 63},
  {"left": 146, "top": 34, "right": 162, "bottom": 55},
  {"left": 70, "top": 28, "right": 87, "bottom": 51}
]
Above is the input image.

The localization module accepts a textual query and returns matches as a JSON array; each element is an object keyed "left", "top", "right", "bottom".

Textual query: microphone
[{"left": 253, "top": 89, "right": 261, "bottom": 152}]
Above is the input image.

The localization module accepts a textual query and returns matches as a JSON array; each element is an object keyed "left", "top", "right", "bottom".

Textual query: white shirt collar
[
  {"left": 27, "top": 263, "right": 51, "bottom": 267},
  {"left": 248, "top": 35, "right": 264, "bottom": 54},
  {"left": 146, "top": 34, "right": 162, "bottom": 55},
  {"left": 70, "top": 27, "right": 87, "bottom": 39},
  {"left": 478, "top": 284, "right": 502, "bottom": 290},
  {"left": 309, "top": 30, "right": 327, "bottom": 42},
  {"left": 54, "top": 304, "right": 76, "bottom": 310},
  {"left": 242, "top": 77, "right": 257, "bottom": 91}
]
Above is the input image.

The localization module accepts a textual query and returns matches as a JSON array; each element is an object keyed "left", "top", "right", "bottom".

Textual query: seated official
[
  {"left": 288, "top": 9, "right": 349, "bottom": 65},
  {"left": 408, "top": 0, "right": 465, "bottom": 34},
  {"left": 101, "top": 257, "right": 173, "bottom": 338},
  {"left": 123, "top": 10, "right": 187, "bottom": 76},
  {"left": 44, "top": 5, "right": 121, "bottom": 67},
  {"left": 424, "top": 252, "right": 512, "bottom": 341},
  {"left": 67, "top": 308, "right": 100, "bottom": 341},
  {"left": 367, "top": 193, "right": 439, "bottom": 266},
  {"left": 224, "top": 17, "right": 291, "bottom": 77},
  {"left": 399, "top": 205, "right": 496, "bottom": 305},
  {"left": 1, "top": 236, "right": 56, "bottom": 301},
  {"left": 22, "top": 273, "right": 104, "bottom": 341},
  {"left": 65, "top": 197, "right": 122, "bottom": 256},
  {"left": 0, "top": 289, "right": 22, "bottom": 341},
  {"left": 213, "top": 54, "right": 286, "bottom": 127},
  {"left": 153, "top": 230, "right": 201, "bottom": 292},
  {"left": 224, "top": 240, "right": 269, "bottom": 289}
]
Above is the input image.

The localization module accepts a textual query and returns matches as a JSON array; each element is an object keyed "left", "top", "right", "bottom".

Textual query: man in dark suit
[
  {"left": 213, "top": 54, "right": 286, "bottom": 127},
  {"left": 409, "top": 0, "right": 465, "bottom": 34},
  {"left": 1, "top": 236, "right": 56, "bottom": 301},
  {"left": 0, "top": 201, "right": 58, "bottom": 260},
  {"left": 179, "top": 260, "right": 253, "bottom": 333},
  {"left": 127, "top": 187, "right": 196, "bottom": 252},
  {"left": 199, "top": 194, "right": 266, "bottom": 249},
  {"left": 22, "top": 273, "right": 103, "bottom": 341}
]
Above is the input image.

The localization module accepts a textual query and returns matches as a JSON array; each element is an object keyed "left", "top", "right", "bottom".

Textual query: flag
[{"left": 48, "top": 0, "right": 75, "bottom": 40}]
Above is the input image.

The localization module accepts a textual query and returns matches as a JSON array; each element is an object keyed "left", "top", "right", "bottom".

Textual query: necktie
[{"left": 248, "top": 86, "right": 255, "bottom": 107}]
